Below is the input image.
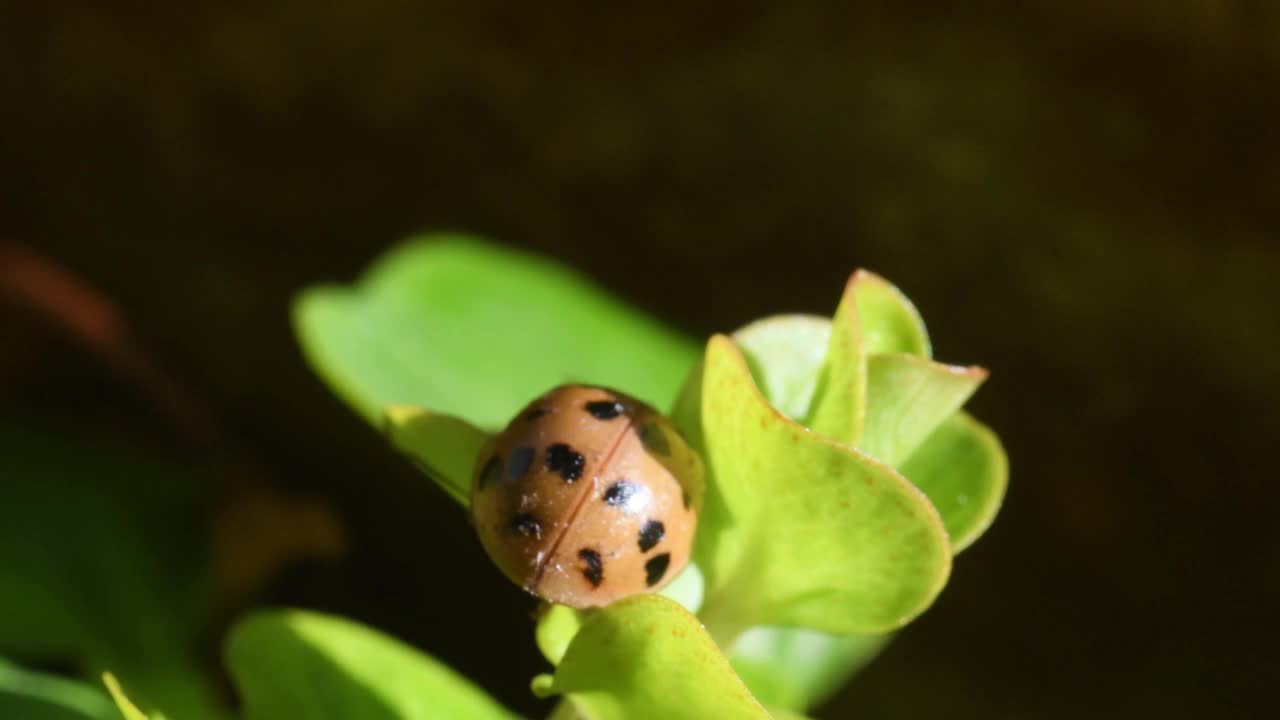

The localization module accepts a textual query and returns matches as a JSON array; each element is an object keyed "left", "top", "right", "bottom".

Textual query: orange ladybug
[{"left": 471, "top": 385, "right": 703, "bottom": 608}]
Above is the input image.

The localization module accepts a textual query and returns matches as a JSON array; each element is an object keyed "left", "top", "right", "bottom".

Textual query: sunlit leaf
[
  {"left": 860, "top": 354, "right": 987, "bottom": 466},
  {"left": 733, "top": 315, "right": 831, "bottom": 421},
  {"left": 847, "top": 270, "right": 930, "bottom": 358},
  {"left": 805, "top": 278, "right": 867, "bottom": 446},
  {"left": 535, "top": 563, "right": 704, "bottom": 668},
  {"left": 0, "top": 659, "right": 117, "bottom": 720},
  {"left": 226, "top": 610, "right": 518, "bottom": 720},
  {"left": 811, "top": 270, "right": 933, "bottom": 445},
  {"left": 531, "top": 595, "right": 771, "bottom": 720},
  {"left": 722, "top": 274, "right": 995, "bottom": 709},
  {"left": 294, "top": 236, "right": 699, "bottom": 431},
  {"left": 901, "top": 411, "right": 1008, "bottom": 552},
  {"left": 535, "top": 605, "right": 584, "bottom": 667},
  {"left": 384, "top": 405, "right": 490, "bottom": 506},
  {"left": 672, "top": 336, "right": 951, "bottom": 638}
]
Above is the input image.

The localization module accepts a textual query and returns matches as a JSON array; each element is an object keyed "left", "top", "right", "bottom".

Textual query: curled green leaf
[
  {"left": 900, "top": 411, "right": 1008, "bottom": 552},
  {"left": 733, "top": 315, "right": 831, "bottom": 421},
  {"left": 847, "top": 270, "right": 930, "bottom": 358},
  {"left": 806, "top": 277, "right": 867, "bottom": 446},
  {"left": 722, "top": 272, "right": 1002, "bottom": 710},
  {"left": 673, "top": 335, "right": 951, "bottom": 639},
  {"left": 860, "top": 354, "right": 987, "bottom": 466},
  {"left": 739, "top": 271, "right": 934, "bottom": 449},
  {"left": 531, "top": 595, "right": 771, "bottom": 720},
  {"left": 535, "top": 605, "right": 585, "bottom": 667},
  {"left": 535, "top": 564, "right": 706, "bottom": 668}
]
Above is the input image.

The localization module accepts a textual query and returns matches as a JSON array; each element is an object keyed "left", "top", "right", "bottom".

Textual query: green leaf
[
  {"left": 805, "top": 278, "right": 867, "bottom": 446},
  {"left": 798, "top": 270, "right": 931, "bottom": 443},
  {"left": 672, "top": 336, "right": 951, "bottom": 638},
  {"left": 847, "top": 270, "right": 930, "bottom": 358},
  {"left": 859, "top": 354, "right": 987, "bottom": 466},
  {"left": 724, "top": 273, "right": 998, "bottom": 709},
  {"left": 531, "top": 595, "right": 771, "bottom": 720},
  {"left": 0, "top": 659, "right": 117, "bottom": 720},
  {"left": 383, "top": 405, "right": 491, "bottom": 506},
  {"left": 293, "top": 236, "right": 699, "bottom": 431},
  {"left": 534, "top": 564, "right": 707, "bottom": 668},
  {"left": 535, "top": 605, "right": 584, "bottom": 667},
  {"left": 727, "top": 630, "right": 889, "bottom": 712},
  {"left": 724, "top": 412, "right": 1004, "bottom": 712},
  {"left": 226, "top": 609, "right": 519, "bottom": 720},
  {"left": 732, "top": 315, "right": 831, "bottom": 421},
  {"left": 900, "top": 411, "right": 1008, "bottom": 552}
]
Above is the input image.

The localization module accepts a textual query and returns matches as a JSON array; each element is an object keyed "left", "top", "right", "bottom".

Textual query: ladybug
[{"left": 471, "top": 385, "right": 703, "bottom": 608}]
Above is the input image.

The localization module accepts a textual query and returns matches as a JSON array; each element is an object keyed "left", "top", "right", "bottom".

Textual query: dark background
[{"left": 2, "top": 3, "right": 1277, "bottom": 718}]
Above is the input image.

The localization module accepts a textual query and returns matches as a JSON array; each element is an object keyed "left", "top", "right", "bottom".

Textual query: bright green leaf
[
  {"left": 901, "top": 411, "right": 1009, "bottom": 552},
  {"left": 726, "top": 412, "right": 1004, "bottom": 711},
  {"left": 801, "top": 270, "right": 932, "bottom": 447},
  {"left": 848, "top": 270, "right": 930, "bottom": 358},
  {"left": 226, "top": 609, "right": 518, "bottom": 720},
  {"left": 531, "top": 595, "right": 771, "bottom": 720},
  {"left": 733, "top": 315, "right": 831, "bottom": 421},
  {"left": 722, "top": 274, "right": 998, "bottom": 708},
  {"left": 672, "top": 336, "right": 951, "bottom": 639},
  {"left": 806, "top": 278, "right": 867, "bottom": 446},
  {"left": 384, "top": 405, "right": 490, "bottom": 506},
  {"left": 536, "top": 564, "right": 704, "bottom": 668},
  {"left": 535, "top": 605, "right": 585, "bottom": 667},
  {"left": 728, "top": 629, "right": 889, "bottom": 711},
  {"left": 860, "top": 354, "right": 987, "bottom": 466},
  {"left": 293, "top": 236, "right": 699, "bottom": 431},
  {"left": 0, "top": 659, "right": 117, "bottom": 720}
]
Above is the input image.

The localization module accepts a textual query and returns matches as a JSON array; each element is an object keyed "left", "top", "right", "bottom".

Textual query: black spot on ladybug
[
  {"left": 479, "top": 455, "right": 503, "bottom": 488},
  {"left": 604, "top": 480, "right": 639, "bottom": 508},
  {"left": 506, "top": 446, "right": 535, "bottom": 480},
  {"left": 585, "top": 400, "right": 626, "bottom": 420},
  {"left": 578, "top": 548, "right": 604, "bottom": 587},
  {"left": 645, "top": 553, "right": 671, "bottom": 587},
  {"left": 639, "top": 422, "right": 671, "bottom": 456},
  {"left": 509, "top": 513, "right": 542, "bottom": 539},
  {"left": 524, "top": 408, "right": 547, "bottom": 421},
  {"left": 638, "top": 520, "right": 665, "bottom": 552},
  {"left": 545, "top": 443, "right": 585, "bottom": 482}
]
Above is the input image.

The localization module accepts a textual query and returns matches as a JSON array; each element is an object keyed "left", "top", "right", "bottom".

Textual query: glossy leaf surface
[
  {"left": 226, "top": 610, "right": 519, "bottom": 720},
  {"left": 294, "top": 236, "right": 699, "bottom": 431}
]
